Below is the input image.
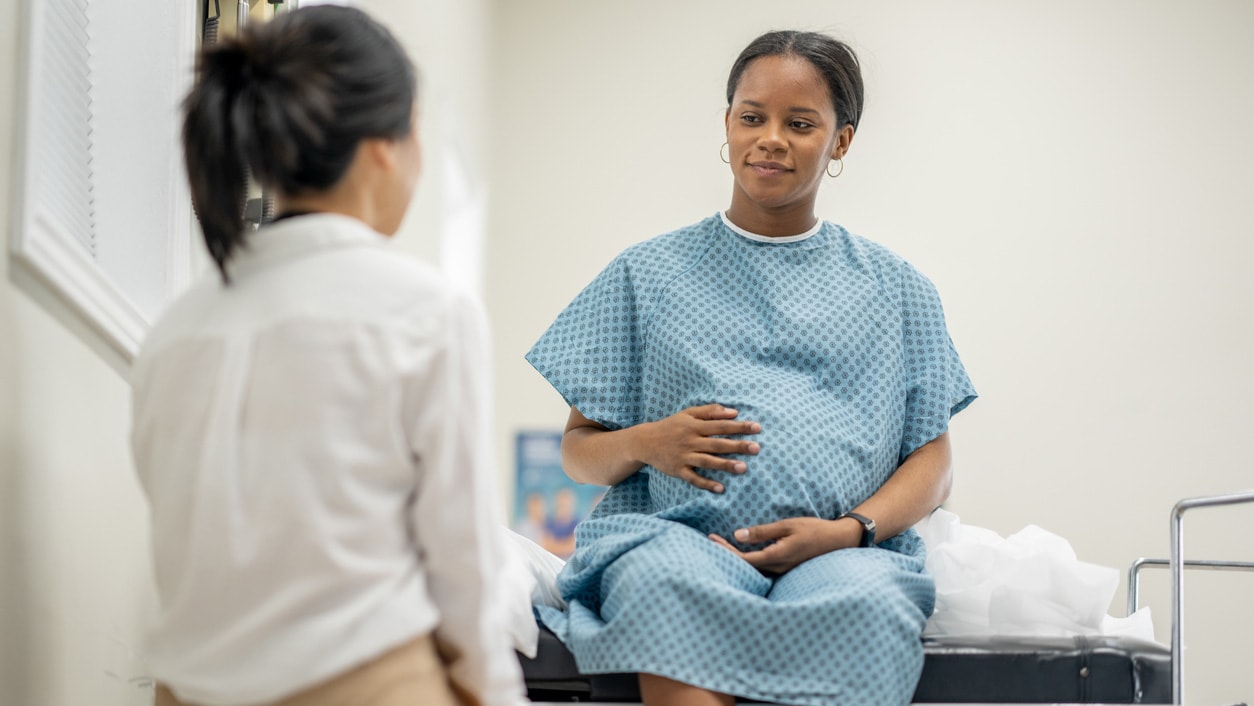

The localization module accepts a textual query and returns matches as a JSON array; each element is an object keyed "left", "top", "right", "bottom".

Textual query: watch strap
[{"left": 840, "top": 511, "right": 877, "bottom": 548}]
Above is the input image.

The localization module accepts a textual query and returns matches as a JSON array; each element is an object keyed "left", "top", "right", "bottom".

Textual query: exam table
[{"left": 517, "top": 491, "right": 1254, "bottom": 704}]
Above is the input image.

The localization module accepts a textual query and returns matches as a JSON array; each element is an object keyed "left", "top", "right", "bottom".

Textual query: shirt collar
[
  {"left": 719, "top": 211, "right": 823, "bottom": 244},
  {"left": 227, "top": 213, "right": 388, "bottom": 278}
]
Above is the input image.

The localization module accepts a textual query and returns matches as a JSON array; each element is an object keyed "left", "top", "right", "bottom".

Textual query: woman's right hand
[{"left": 637, "top": 404, "right": 761, "bottom": 493}]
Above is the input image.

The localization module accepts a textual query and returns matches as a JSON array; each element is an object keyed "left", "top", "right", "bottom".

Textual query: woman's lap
[{"left": 549, "top": 517, "right": 933, "bottom": 706}]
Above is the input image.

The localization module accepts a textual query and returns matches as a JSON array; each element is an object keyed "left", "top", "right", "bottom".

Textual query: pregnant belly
[{"left": 646, "top": 423, "right": 866, "bottom": 545}]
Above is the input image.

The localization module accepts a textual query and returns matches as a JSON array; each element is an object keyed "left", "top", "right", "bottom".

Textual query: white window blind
[
  {"left": 33, "top": 0, "right": 96, "bottom": 257},
  {"left": 12, "top": 0, "right": 197, "bottom": 365}
]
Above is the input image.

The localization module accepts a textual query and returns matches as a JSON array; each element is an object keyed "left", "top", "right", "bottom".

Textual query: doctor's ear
[{"left": 359, "top": 137, "right": 401, "bottom": 173}]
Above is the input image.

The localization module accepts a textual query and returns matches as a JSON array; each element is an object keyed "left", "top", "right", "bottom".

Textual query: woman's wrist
[
  {"left": 623, "top": 419, "right": 656, "bottom": 469},
  {"left": 585, "top": 422, "right": 647, "bottom": 486},
  {"left": 827, "top": 516, "right": 865, "bottom": 551}
]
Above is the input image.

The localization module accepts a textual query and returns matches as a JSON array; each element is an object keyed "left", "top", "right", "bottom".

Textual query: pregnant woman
[{"left": 525, "top": 30, "right": 977, "bottom": 706}]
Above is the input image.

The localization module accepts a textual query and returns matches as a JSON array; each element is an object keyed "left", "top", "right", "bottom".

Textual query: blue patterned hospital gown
[{"left": 526, "top": 213, "right": 976, "bottom": 706}]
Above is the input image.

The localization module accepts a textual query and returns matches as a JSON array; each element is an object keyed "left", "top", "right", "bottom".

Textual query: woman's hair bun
[{"left": 182, "top": 6, "right": 416, "bottom": 282}]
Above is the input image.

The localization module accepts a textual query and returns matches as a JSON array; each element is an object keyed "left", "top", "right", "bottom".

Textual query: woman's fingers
[
  {"left": 688, "top": 405, "right": 763, "bottom": 434},
  {"left": 733, "top": 520, "right": 792, "bottom": 544},
  {"left": 689, "top": 403, "right": 741, "bottom": 420},
  {"left": 688, "top": 453, "right": 747, "bottom": 474},
  {"left": 701, "top": 418, "right": 763, "bottom": 436},
  {"left": 714, "top": 519, "right": 834, "bottom": 575},
  {"left": 710, "top": 534, "right": 787, "bottom": 574},
  {"left": 701, "top": 437, "right": 760, "bottom": 456},
  {"left": 677, "top": 467, "right": 725, "bottom": 493},
  {"left": 708, "top": 533, "right": 743, "bottom": 556},
  {"left": 648, "top": 405, "right": 762, "bottom": 485},
  {"left": 711, "top": 536, "right": 786, "bottom": 576}
]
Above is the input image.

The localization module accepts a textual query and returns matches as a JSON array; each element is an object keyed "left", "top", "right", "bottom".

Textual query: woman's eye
[
  {"left": 791, "top": 121, "right": 814, "bottom": 130},
  {"left": 740, "top": 114, "right": 762, "bottom": 124}
]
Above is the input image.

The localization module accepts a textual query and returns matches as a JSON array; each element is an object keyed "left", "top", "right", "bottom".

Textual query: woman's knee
[{"left": 601, "top": 524, "right": 758, "bottom": 603}]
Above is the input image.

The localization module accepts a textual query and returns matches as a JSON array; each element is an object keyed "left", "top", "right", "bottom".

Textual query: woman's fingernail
[
  {"left": 713, "top": 484, "right": 724, "bottom": 493},
  {"left": 733, "top": 462, "right": 746, "bottom": 472},
  {"left": 748, "top": 443, "right": 760, "bottom": 453},
  {"left": 751, "top": 423, "right": 762, "bottom": 432},
  {"left": 734, "top": 529, "right": 749, "bottom": 542}
]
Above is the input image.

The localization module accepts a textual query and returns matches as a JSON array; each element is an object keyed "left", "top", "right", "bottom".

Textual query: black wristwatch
[{"left": 840, "top": 512, "right": 877, "bottom": 548}]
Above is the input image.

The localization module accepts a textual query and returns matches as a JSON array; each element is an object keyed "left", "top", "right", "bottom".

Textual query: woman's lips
[{"left": 749, "top": 161, "right": 791, "bottom": 176}]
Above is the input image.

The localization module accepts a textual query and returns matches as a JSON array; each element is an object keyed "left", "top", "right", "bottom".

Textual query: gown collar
[{"left": 719, "top": 211, "right": 823, "bottom": 244}]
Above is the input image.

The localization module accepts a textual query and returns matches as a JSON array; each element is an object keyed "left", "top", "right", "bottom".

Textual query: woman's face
[{"left": 725, "top": 55, "right": 849, "bottom": 221}]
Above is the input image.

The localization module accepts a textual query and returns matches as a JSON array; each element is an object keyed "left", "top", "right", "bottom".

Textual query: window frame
[{"left": 9, "top": 0, "right": 198, "bottom": 364}]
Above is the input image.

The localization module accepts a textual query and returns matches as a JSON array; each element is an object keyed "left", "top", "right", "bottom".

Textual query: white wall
[
  {"left": 1, "top": 3, "right": 155, "bottom": 703},
  {"left": 0, "top": 1, "right": 495, "bottom": 704},
  {"left": 360, "top": 0, "right": 494, "bottom": 297},
  {"left": 486, "top": 1, "right": 1254, "bottom": 703},
  {"left": 6, "top": 0, "right": 1250, "bottom": 702}
]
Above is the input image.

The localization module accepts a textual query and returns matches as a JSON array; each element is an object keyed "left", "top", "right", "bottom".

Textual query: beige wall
[
  {"left": 0, "top": 1, "right": 493, "bottom": 703},
  {"left": 486, "top": 1, "right": 1254, "bottom": 703},
  {"left": 1, "top": 4, "right": 154, "bottom": 704},
  {"left": 0, "top": 13, "right": 20, "bottom": 669},
  {"left": 6, "top": 0, "right": 1251, "bottom": 703},
  {"left": 361, "top": 0, "right": 494, "bottom": 293}
]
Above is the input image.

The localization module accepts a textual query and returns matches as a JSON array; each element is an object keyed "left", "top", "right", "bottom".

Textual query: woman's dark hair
[
  {"left": 726, "top": 30, "right": 864, "bottom": 131},
  {"left": 182, "top": 6, "right": 416, "bottom": 282}
]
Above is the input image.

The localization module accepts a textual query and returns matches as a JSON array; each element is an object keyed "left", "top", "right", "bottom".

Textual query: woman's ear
[
  {"left": 360, "top": 137, "right": 400, "bottom": 174},
  {"left": 832, "top": 124, "right": 855, "bottom": 160}
]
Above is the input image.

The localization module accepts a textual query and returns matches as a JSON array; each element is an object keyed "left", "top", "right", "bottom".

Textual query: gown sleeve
[
  {"left": 898, "top": 264, "right": 977, "bottom": 462},
  {"left": 525, "top": 253, "right": 648, "bottom": 431}
]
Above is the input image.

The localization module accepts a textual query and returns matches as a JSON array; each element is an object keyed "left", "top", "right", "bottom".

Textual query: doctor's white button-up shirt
[{"left": 130, "top": 213, "right": 525, "bottom": 706}]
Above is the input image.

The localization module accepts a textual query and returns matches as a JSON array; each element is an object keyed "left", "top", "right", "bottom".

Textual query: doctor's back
[{"left": 128, "top": 7, "right": 524, "bottom": 706}]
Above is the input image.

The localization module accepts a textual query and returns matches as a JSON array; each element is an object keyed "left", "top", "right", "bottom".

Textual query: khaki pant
[{"left": 155, "top": 633, "right": 464, "bottom": 706}]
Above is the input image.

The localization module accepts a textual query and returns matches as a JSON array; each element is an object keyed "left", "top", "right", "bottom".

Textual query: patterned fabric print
[
  {"left": 534, "top": 518, "right": 935, "bottom": 706},
  {"left": 526, "top": 214, "right": 976, "bottom": 705}
]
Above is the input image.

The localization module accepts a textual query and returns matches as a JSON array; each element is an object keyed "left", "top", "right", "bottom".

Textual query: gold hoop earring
[
  {"left": 720, "top": 142, "right": 731, "bottom": 164},
  {"left": 827, "top": 158, "right": 844, "bottom": 178}
]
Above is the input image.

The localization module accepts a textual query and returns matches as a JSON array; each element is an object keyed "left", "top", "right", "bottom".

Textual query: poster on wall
[{"left": 513, "top": 430, "right": 605, "bottom": 560}]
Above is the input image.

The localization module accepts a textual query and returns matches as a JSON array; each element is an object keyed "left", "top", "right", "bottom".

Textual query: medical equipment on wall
[{"left": 200, "top": 0, "right": 293, "bottom": 232}]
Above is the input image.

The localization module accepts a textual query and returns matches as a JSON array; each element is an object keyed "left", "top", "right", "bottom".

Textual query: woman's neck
[
  {"left": 724, "top": 196, "right": 819, "bottom": 238},
  {"left": 275, "top": 189, "right": 378, "bottom": 233}
]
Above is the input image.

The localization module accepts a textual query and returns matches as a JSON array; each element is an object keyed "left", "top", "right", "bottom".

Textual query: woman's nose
[{"left": 757, "top": 126, "right": 786, "bottom": 153}]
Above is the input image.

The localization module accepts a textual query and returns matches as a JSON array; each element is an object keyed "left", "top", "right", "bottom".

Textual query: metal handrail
[
  {"left": 1157, "top": 490, "right": 1254, "bottom": 704},
  {"left": 1127, "top": 558, "right": 1254, "bottom": 616}
]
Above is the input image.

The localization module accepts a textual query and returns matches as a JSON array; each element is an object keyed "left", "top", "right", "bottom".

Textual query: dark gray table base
[{"left": 520, "top": 627, "right": 1172, "bottom": 704}]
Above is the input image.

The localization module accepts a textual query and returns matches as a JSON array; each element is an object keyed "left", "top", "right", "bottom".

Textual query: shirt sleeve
[
  {"left": 898, "top": 264, "right": 977, "bottom": 462},
  {"left": 405, "top": 289, "right": 527, "bottom": 706},
  {"left": 525, "top": 253, "right": 647, "bottom": 430}
]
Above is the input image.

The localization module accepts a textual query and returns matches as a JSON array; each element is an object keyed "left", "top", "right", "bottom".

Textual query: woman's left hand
[{"left": 709, "top": 517, "right": 860, "bottom": 575}]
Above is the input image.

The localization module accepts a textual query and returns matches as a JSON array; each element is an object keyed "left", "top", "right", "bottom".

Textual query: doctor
[{"left": 130, "top": 6, "right": 524, "bottom": 706}]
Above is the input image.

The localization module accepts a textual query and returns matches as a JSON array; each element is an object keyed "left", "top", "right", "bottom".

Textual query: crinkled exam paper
[{"left": 916, "top": 508, "right": 1156, "bottom": 642}]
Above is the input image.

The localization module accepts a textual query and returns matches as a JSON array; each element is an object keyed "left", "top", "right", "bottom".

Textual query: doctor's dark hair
[
  {"left": 726, "top": 30, "right": 864, "bottom": 131},
  {"left": 182, "top": 5, "right": 416, "bottom": 282}
]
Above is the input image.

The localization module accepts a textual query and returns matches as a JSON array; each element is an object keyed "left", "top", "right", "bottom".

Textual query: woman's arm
[
  {"left": 561, "top": 404, "right": 762, "bottom": 492},
  {"left": 843, "top": 431, "right": 953, "bottom": 542},
  {"left": 712, "top": 432, "right": 953, "bottom": 574}
]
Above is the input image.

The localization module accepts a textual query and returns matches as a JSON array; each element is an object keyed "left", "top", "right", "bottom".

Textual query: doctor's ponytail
[{"left": 181, "top": 6, "right": 416, "bottom": 282}]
